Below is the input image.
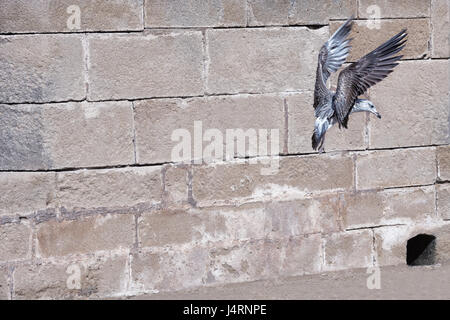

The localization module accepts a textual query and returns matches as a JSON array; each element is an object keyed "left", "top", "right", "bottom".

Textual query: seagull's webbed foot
[{"left": 318, "top": 146, "right": 325, "bottom": 154}]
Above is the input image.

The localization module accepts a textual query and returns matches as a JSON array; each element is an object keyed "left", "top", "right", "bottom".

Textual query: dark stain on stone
[
  {"left": 222, "top": 263, "right": 240, "bottom": 277},
  {"left": 33, "top": 208, "right": 57, "bottom": 224},
  {"left": 0, "top": 57, "right": 46, "bottom": 103},
  {"left": 59, "top": 202, "right": 161, "bottom": 221},
  {"left": 0, "top": 104, "right": 52, "bottom": 170},
  {"left": 0, "top": 216, "right": 19, "bottom": 225}
]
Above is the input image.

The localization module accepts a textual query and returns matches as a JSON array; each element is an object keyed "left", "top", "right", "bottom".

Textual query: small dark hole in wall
[
  {"left": 406, "top": 234, "right": 436, "bottom": 266},
  {"left": 304, "top": 25, "right": 326, "bottom": 30}
]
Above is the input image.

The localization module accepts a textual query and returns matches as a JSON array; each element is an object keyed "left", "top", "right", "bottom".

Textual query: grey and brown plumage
[{"left": 312, "top": 17, "right": 407, "bottom": 152}]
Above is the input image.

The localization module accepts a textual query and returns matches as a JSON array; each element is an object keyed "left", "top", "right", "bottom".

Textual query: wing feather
[
  {"left": 314, "top": 17, "right": 353, "bottom": 110},
  {"left": 333, "top": 29, "right": 408, "bottom": 127},
  {"left": 320, "top": 17, "right": 354, "bottom": 82}
]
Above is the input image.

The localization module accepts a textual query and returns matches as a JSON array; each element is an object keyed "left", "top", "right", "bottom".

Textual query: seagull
[{"left": 312, "top": 17, "right": 407, "bottom": 152}]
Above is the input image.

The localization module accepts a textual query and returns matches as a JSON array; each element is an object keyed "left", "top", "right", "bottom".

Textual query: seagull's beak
[{"left": 375, "top": 112, "right": 381, "bottom": 119}]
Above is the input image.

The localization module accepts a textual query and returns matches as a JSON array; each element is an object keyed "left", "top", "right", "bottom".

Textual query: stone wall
[{"left": 0, "top": 0, "right": 449, "bottom": 299}]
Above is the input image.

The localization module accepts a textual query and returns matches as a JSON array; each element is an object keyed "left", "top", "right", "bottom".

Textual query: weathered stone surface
[
  {"left": 36, "top": 214, "right": 135, "bottom": 257},
  {"left": 435, "top": 224, "right": 450, "bottom": 263},
  {"left": 358, "top": 0, "right": 430, "bottom": 18},
  {"left": 145, "top": 0, "right": 245, "bottom": 27},
  {"left": 374, "top": 223, "right": 450, "bottom": 266},
  {"left": 163, "top": 165, "right": 189, "bottom": 208},
  {"left": 56, "top": 167, "right": 162, "bottom": 212},
  {"left": 0, "top": 102, "right": 134, "bottom": 170},
  {"left": 13, "top": 254, "right": 129, "bottom": 299},
  {"left": 247, "top": 0, "right": 291, "bottom": 26},
  {"left": 356, "top": 148, "right": 436, "bottom": 190},
  {"left": 0, "top": 222, "right": 32, "bottom": 261},
  {"left": 139, "top": 196, "right": 339, "bottom": 248},
  {"left": 206, "top": 27, "right": 328, "bottom": 94},
  {"left": 88, "top": 32, "right": 203, "bottom": 100},
  {"left": 43, "top": 101, "right": 134, "bottom": 169},
  {"left": 131, "top": 246, "right": 209, "bottom": 292},
  {"left": 0, "top": 105, "right": 49, "bottom": 170},
  {"left": 329, "top": 19, "right": 430, "bottom": 61},
  {"left": 0, "top": 172, "right": 56, "bottom": 217},
  {"left": 374, "top": 225, "right": 413, "bottom": 266},
  {"left": 0, "top": 267, "right": 8, "bottom": 299},
  {"left": 0, "top": 0, "right": 143, "bottom": 33},
  {"left": 264, "top": 195, "right": 341, "bottom": 235},
  {"left": 207, "top": 235, "right": 322, "bottom": 284},
  {"left": 288, "top": 0, "right": 356, "bottom": 25},
  {"left": 192, "top": 154, "right": 353, "bottom": 206},
  {"left": 138, "top": 205, "right": 267, "bottom": 248},
  {"left": 132, "top": 235, "right": 322, "bottom": 292},
  {"left": 369, "top": 61, "right": 449, "bottom": 148},
  {"left": 437, "top": 184, "right": 450, "bottom": 220},
  {"left": 139, "top": 209, "right": 204, "bottom": 248},
  {"left": 431, "top": 0, "right": 450, "bottom": 58},
  {"left": 78, "top": 254, "right": 130, "bottom": 298},
  {"left": 13, "top": 262, "right": 76, "bottom": 300},
  {"left": 134, "top": 94, "right": 284, "bottom": 164},
  {"left": 341, "top": 186, "right": 435, "bottom": 229},
  {"left": 0, "top": 35, "right": 85, "bottom": 103},
  {"left": 286, "top": 92, "right": 366, "bottom": 153},
  {"left": 323, "top": 230, "right": 373, "bottom": 271},
  {"left": 438, "top": 145, "right": 450, "bottom": 181},
  {"left": 248, "top": 0, "right": 357, "bottom": 26}
]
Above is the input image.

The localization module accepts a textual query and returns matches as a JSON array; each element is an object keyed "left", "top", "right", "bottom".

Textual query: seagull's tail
[
  {"left": 312, "top": 119, "right": 329, "bottom": 151},
  {"left": 311, "top": 129, "right": 323, "bottom": 151}
]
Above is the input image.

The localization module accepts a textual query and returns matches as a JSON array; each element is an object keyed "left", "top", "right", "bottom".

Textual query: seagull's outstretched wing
[
  {"left": 333, "top": 29, "right": 408, "bottom": 128},
  {"left": 319, "top": 17, "right": 353, "bottom": 84},
  {"left": 314, "top": 17, "right": 353, "bottom": 110}
]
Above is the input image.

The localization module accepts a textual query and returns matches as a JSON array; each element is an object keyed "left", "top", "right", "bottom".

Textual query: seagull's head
[
  {"left": 368, "top": 102, "right": 381, "bottom": 119},
  {"left": 355, "top": 99, "right": 381, "bottom": 119}
]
